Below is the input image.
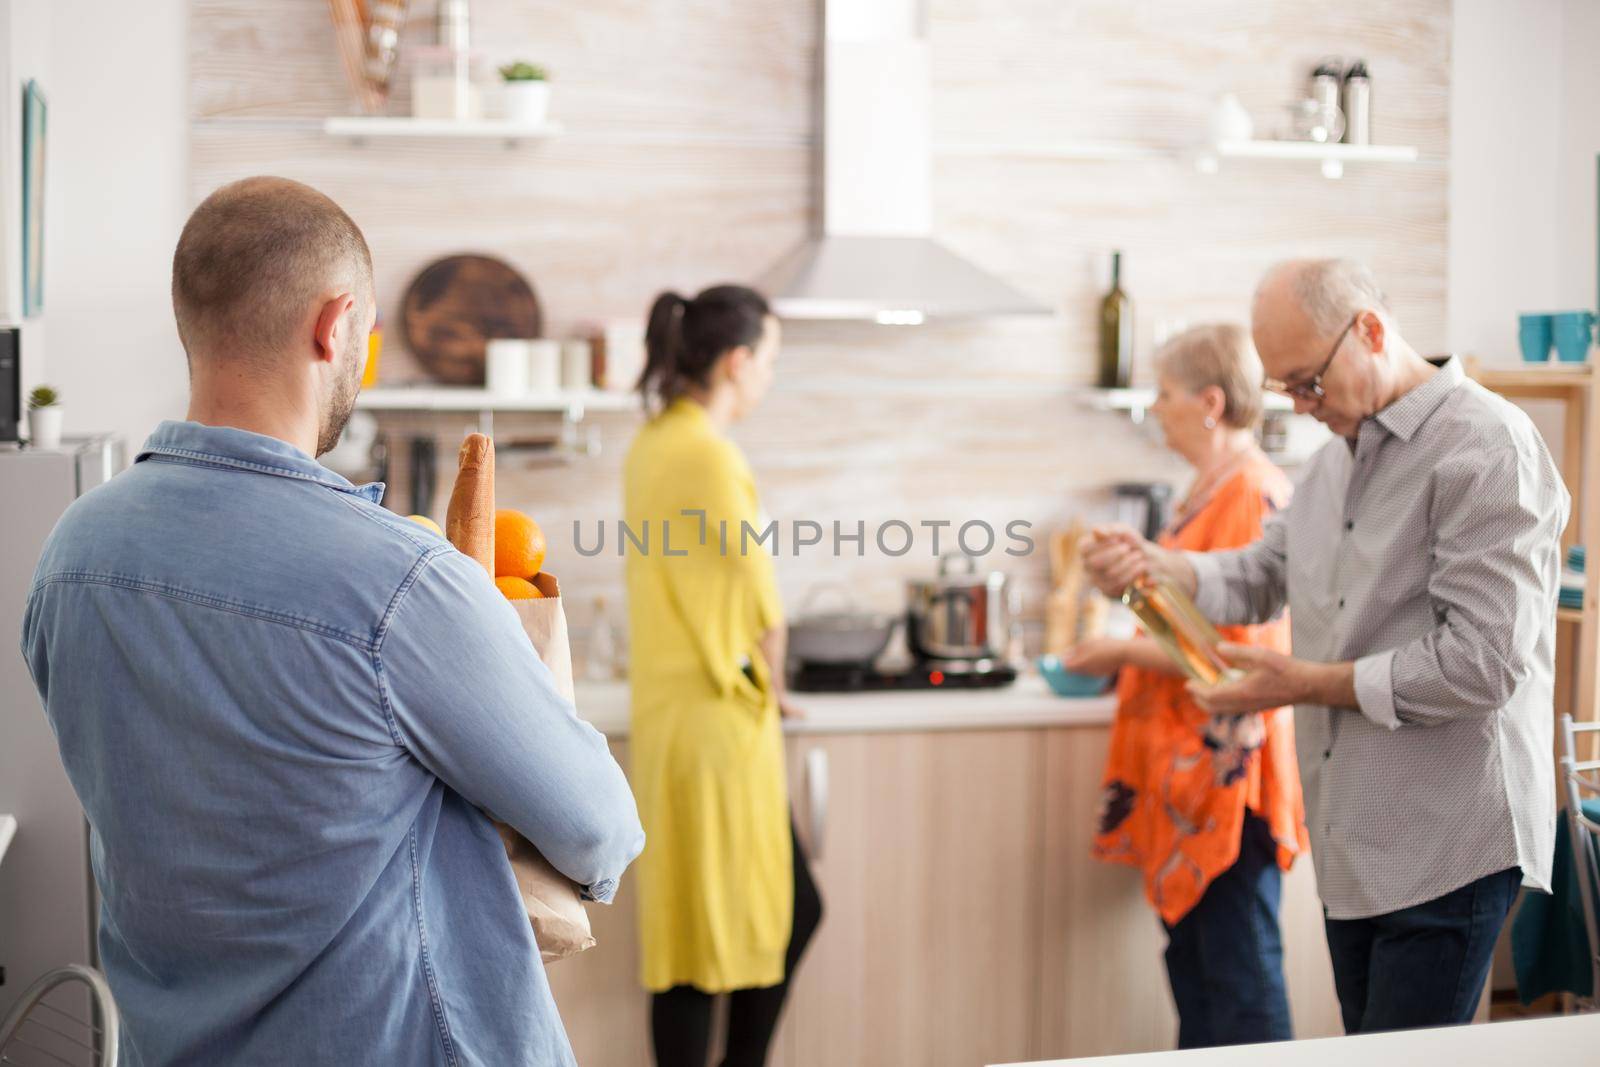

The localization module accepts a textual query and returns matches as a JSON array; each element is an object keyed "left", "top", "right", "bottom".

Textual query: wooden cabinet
[
  {"left": 545, "top": 741, "right": 654, "bottom": 1067},
  {"left": 776, "top": 730, "right": 1045, "bottom": 1067},
  {"left": 1033, "top": 727, "right": 1341, "bottom": 1060},
  {"left": 546, "top": 727, "right": 1341, "bottom": 1067}
]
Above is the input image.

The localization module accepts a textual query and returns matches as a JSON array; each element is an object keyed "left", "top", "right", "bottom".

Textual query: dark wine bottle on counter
[{"left": 1098, "top": 251, "right": 1133, "bottom": 389}]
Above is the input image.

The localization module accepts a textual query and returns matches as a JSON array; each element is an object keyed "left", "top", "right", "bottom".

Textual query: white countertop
[
  {"left": 574, "top": 673, "right": 1117, "bottom": 738},
  {"left": 992, "top": 1014, "right": 1598, "bottom": 1067}
]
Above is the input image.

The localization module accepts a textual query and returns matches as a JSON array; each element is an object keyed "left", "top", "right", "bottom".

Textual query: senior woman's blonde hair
[{"left": 1155, "top": 323, "right": 1265, "bottom": 430}]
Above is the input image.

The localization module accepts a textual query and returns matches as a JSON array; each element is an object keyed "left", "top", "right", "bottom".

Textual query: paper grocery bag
[{"left": 496, "top": 571, "right": 596, "bottom": 964}]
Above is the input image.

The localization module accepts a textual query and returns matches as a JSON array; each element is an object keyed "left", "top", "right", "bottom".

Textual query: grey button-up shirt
[{"left": 1190, "top": 357, "right": 1566, "bottom": 919}]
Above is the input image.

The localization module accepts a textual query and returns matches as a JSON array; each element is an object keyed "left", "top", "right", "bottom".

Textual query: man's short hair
[
  {"left": 172, "top": 176, "right": 373, "bottom": 361},
  {"left": 1291, "top": 258, "right": 1391, "bottom": 335}
]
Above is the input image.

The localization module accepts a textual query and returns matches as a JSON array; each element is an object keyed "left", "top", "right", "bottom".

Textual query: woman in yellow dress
[{"left": 623, "top": 284, "right": 822, "bottom": 1067}]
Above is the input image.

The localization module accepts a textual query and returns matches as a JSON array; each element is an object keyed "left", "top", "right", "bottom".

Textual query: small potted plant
[
  {"left": 27, "top": 385, "right": 63, "bottom": 449},
  {"left": 498, "top": 61, "right": 550, "bottom": 126}
]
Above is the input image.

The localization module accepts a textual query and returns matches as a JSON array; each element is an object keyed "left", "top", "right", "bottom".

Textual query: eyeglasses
[{"left": 1263, "top": 314, "right": 1358, "bottom": 400}]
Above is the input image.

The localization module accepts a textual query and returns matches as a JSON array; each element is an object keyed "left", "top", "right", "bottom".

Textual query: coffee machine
[{"left": 1113, "top": 482, "right": 1173, "bottom": 540}]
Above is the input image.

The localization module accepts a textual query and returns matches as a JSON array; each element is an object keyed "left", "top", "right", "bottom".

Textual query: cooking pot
[
  {"left": 905, "top": 553, "right": 1017, "bottom": 662},
  {"left": 788, "top": 585, "right": 899, "bottom": 667}
]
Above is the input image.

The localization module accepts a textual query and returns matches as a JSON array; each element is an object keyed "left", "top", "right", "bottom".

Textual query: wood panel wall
[{"left": 189, "top": 0, "right": 1450, "bottom": 636}]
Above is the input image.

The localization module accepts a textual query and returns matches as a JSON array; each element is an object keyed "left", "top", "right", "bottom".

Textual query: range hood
[{"left": 759, "top": 0, "right": 1049, "bottom": 323}]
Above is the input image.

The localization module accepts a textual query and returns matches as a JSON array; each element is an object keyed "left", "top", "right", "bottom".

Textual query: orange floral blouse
[{"left": 1092, "top": 455, "right": 1310, "bottom": 926}]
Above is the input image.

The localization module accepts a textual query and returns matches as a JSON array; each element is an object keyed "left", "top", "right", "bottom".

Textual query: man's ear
[
  {"left": 313, "top": 293, "right": 356, "bottom": 365},
  {"left": 1357, "top": 309, "right": 1386, "bottom": 356}
]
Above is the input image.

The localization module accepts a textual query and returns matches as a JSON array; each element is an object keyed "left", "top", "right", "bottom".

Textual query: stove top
[{"left": 790, "top": 660, "right": 1019, "bottom": 693}]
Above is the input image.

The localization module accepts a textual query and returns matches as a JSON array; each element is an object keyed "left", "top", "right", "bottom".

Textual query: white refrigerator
[{"left": 0, "top": 436, "right": 123, "bottom": 1029}]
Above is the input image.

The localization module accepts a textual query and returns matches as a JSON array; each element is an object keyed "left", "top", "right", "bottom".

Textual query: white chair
[
  {"left": 0, "top": 964, "right": 119, "bottom": 1066},
  {"left": 1559, "top": 713, "right": 1600, "bottom": 1009}
]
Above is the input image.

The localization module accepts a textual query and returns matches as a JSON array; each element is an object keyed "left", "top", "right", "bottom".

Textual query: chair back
[
  {"left": 0, "top": 964, "right": 120, "bottom": 1066},
  {"left": 1560, "top": 713, "right": 1600, "bottom": 1007}
]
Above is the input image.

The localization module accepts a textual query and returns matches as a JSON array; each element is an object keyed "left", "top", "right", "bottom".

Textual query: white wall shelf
[
  {"left": 1077, "top": 387, "right": 1295, "bottom": 420},
  {"left": 1076, "top": 388, "right": 1327, "bottom": 465},
  {"left": 357, "top": 386, "right": 634, "bottom": 417},
  {"left": 322, "top": 116, "right": 564, "bottom": 145},
  {"left": 937, "top": 138, "right": 1422, "bottom": 179},
  {"left": 1196, "top": 140, "right": 1421, "bottom": 179}
]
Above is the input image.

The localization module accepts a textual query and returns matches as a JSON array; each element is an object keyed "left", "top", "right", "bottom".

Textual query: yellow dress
[{"left": 623, "top": 398, "right": 792, "bottom": 993}]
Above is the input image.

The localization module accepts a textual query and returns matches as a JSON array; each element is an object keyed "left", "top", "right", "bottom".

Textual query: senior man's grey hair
[{"left": 1289, "top": 258, "right": 1392, "bottom": 335}]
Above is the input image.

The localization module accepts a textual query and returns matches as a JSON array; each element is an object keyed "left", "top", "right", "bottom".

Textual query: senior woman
[{"left": 1065, "top": 323, "right": 1309, "bottom": 1049}]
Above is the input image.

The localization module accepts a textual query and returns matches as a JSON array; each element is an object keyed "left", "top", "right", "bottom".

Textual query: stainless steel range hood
[{"left": 759, "top": 0, "right": 1049, "bottom": 323}]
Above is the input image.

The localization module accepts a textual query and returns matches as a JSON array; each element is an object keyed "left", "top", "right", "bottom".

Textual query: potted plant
[
  {"left": 27, "top": 385, "right": 62, "bottom": 449},
  {"left": 498, "top": 61, "right": 550, "bottom": 126}
]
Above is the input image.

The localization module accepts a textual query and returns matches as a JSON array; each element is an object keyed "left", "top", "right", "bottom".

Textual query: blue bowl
[{"left": 1036, "top": 655, "right": 1115, "bottom": 698}]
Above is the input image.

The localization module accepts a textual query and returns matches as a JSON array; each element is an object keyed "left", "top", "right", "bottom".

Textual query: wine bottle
[
  {"left": 1122, "top": 576, "right": 1240, "bottom": 685},
  {"left": 1098, "top": 251, "right": 1133, "bottom": 389}
]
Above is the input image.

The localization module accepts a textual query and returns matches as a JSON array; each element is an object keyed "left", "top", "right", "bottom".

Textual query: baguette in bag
[
  {"left": 496, "top": 571, "right": 594, "bottom": 963},
  {"left": 445, "top": 436, "right": 595, "bottom": 964}
]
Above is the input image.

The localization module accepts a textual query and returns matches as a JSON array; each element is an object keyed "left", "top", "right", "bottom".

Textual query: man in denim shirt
[{"left": 21, "top": 177, "right": 643, "bottom": 1065}]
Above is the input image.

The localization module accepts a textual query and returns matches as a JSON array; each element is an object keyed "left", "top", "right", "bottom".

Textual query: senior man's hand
[
  {"left": 1079, "top": 524, "right": 1198, "bottom": 600},
  {"left": 1187, "top": 642, "right": 1357, "bottom": 716}
]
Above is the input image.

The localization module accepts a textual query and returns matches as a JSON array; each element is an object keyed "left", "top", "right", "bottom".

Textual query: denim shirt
[{"left": 21, "top": 421, "right": 644, "bottom": 1066}]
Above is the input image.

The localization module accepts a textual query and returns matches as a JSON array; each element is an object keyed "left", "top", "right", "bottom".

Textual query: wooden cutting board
[{"left": 402, "top": 254, "right": 543, "bottom": 385}]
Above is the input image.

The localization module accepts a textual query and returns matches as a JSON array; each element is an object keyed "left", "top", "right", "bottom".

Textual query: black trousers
[{"left": 650, "top": 821, "right": 824, "bottom": 1067}]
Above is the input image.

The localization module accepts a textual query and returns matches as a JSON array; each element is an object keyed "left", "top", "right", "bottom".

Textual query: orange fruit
[
  {"left": 406, "top": 514, "right": 442, "bottom": 536},
  {"left": 495, "top": 575, "right": 544, "bottom": 600},
  {"left": 495, "top": 509, "right": 547, "bottom": 579}
]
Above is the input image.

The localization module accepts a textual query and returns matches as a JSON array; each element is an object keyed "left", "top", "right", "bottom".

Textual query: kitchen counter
[
  {"left": 992, "top": 1013, "right": 1600, "bottom": 1067},
  {"left": 573, "top": 673, "right": 1117, "bottom": 738},
  {"left": 550, "top": 671, "right": 1347, "bottom": 1066}
]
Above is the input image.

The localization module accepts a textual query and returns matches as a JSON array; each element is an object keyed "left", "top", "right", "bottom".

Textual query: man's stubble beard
[{"left": 316, "top": 330, "right": 364, "bottom": 457}]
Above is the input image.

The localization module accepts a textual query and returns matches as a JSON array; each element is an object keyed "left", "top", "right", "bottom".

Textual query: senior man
[{"left": 1085, "top": 258, "right": 1566, "bottom": 1034}]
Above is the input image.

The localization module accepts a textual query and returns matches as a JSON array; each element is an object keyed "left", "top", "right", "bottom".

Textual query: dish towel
[
  {"left": 1560, "top": 545, "right": 1585, "bottom": 611},
  {"left": 1511, "top": 796, "right": 1600, "bottom": 1002}
]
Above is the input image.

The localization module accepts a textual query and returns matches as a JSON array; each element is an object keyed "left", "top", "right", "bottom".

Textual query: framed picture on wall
[{"left": 22, "top": 79, "right": 45, "bottom": 318}]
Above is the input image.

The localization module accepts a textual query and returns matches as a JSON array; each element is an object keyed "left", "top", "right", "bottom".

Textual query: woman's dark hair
[{"left": 637, "top": 284, "right": 772, "bottom": 409}]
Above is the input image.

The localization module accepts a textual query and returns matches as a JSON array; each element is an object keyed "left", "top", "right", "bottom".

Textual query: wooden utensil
[
  {"left": 327, "top": 0, "right": 385, "bottom": 113},
  {"left": 402, "top": 255, "right": 543, "bottom": 386},
  {"left": 1045, "top": 522, "right": 1086, "bottom": 656}
]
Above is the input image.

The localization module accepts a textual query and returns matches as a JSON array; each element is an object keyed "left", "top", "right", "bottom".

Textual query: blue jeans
[
  {"left": 1323, "top": 867, "right": 1521, "bottom": 1034},
  {"left": 1162, "top": 814, "right": 1293, "bottom": 1048}
]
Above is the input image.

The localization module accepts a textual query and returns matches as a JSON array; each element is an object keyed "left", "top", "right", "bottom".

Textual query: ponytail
[
  {"left": 639, "top": 291, "right": 689, "bottom": 409},
  {"left": 636, "top": 284, "right": 772, "bottom": 411}
]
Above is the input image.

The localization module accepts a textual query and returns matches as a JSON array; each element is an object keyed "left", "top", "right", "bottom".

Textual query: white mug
[
  {"left": 561, "top": 339, "right": 591, "bottom": 392},
  {"left": 527, "top": 340, "right": 562, "bottom": 397},
  {"left": 486, "top": 339, "right": 532, "bottom": 395}
]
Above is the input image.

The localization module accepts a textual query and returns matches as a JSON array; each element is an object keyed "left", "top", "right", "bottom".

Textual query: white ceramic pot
[
  {"left": 1209, "top": 93, "right": 1254, "bottom": 144},
  {"left": 486, "top": 339, "right": 532, "bottom": 395},
  {"left": 526, "top": 340, "right": 562, "bottom": 396},
  {"left": 28, "top": 405, "right": 63, "bottom": 449},
  {"left": 502, "top": 80, "right": 550, "bottom": 126}
]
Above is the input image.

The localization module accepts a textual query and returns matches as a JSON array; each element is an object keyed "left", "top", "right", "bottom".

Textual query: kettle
[{"left": 1112, "top": 482, "right": 1173, "bottom": 541}]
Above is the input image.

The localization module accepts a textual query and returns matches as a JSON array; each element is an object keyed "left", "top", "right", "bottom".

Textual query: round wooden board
[{"left": 402, "top": 254, "right": 542, "bottom": 385}]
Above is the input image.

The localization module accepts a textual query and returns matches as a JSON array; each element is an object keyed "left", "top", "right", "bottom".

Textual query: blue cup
[
  {"left": 1520, "top": 313, "right": 1553, "bottom": 362},
  {"left": 1552, "top": 310, "right": 1596, "bottom": 363}
]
